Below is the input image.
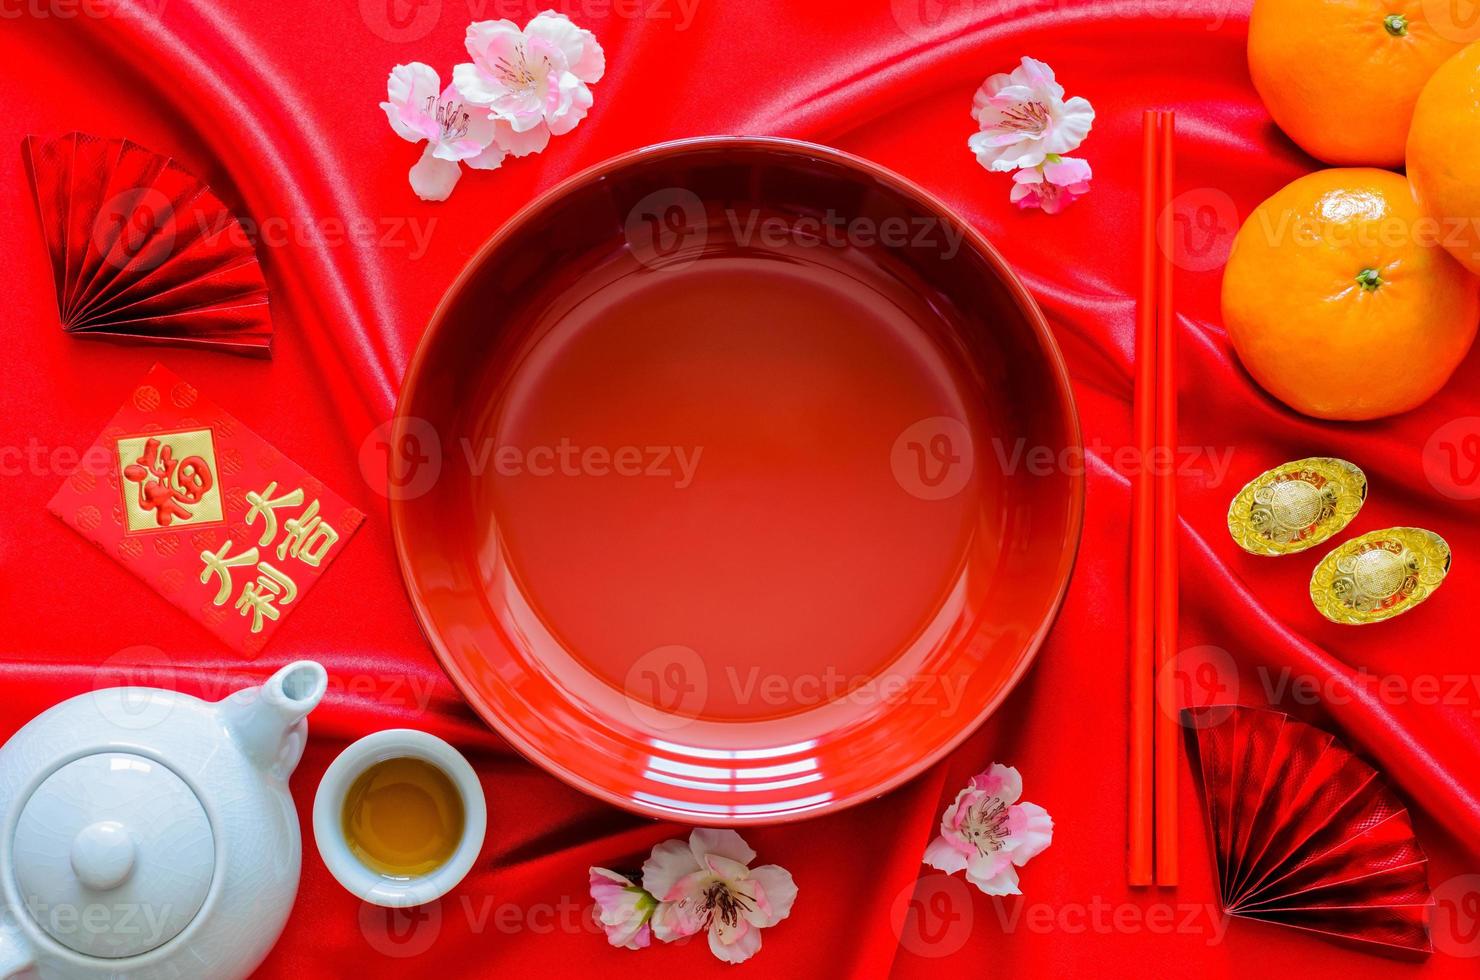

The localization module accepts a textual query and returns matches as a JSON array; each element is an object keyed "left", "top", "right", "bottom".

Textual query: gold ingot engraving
[
  {"left": 1310, "top": 527, "right": 1451, "bottom": 625},
  {"left": 1228, "top": 457, "right": 1366, "bottom": 556}
]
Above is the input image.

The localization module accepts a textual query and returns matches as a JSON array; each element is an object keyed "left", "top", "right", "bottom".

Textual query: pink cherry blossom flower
[
  {"left": 642, "top": 828, "right": 797, "bottom": 965},
  {"left": 923, "top": 763, "right": 1054, "bottom": 895},
  {"left": 453, "top": 11, "right": 605, "bottom": 153},
  {"left": 969, "top": 57, "right": 1094, "bottom": 173},
  {"left": 1010, "top": 156, "right": 1093, "bottom": 214},
  {"left": 381, "top": 62, "right": 504, "bottom": 201},
  {"left": 588, "top": 867, "right": 657, "bottom": 950}
]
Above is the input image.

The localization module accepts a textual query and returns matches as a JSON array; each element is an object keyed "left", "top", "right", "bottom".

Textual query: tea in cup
[{"left": 314, "top": 729, "right": 486, "bottom": 906}]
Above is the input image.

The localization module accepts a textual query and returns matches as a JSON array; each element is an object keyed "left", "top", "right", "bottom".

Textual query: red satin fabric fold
[{"left": 2, "top": 0, "right": 1478, "bottom": 977}]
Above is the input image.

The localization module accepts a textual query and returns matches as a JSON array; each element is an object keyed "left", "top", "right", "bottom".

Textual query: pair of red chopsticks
[{"left": 1130, "top": 109, "right": 1179, "bottom": 887}]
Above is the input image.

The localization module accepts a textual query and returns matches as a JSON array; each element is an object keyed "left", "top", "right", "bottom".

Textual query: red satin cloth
[{"left": 2, "top": 1, "right": 1478, "bottom": 977}]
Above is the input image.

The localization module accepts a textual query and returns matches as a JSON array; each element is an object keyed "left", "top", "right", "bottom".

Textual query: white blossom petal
[
  {"left": 642, "top": 838, "right": 703, "bottom": 900},
  {"left": 408, "top": 145, "right": 461, "bottom": 201},
  {"left": 708, "top": 920, "right": 763, "bottom": 964},
  {"left": 689, "top": 828, "right": 757, "bottom": 868}
]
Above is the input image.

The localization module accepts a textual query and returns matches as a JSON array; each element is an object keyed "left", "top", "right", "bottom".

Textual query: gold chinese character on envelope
[
  {"left": 49, "top": 364, "right": 364, "bottom": 655},
  {"left": 117, "top": 429, "right": 225, "bottom": 531}
]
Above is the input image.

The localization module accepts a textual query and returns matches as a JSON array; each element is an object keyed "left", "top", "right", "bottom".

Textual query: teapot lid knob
[{"left": 70, "top": 820, "right": 136, "bottom": 891}]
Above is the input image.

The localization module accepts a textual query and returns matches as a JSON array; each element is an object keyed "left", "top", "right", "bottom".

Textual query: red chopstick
[
  {"left": 1129, "top": 109, "right": 1159, "bottom": 888},
  {"left": 1154, "top": 109, "right": 1180, "bottom": 887}
]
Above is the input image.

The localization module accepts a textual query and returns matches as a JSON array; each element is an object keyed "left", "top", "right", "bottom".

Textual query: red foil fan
[
  {"left": 20, "top": 132, "right": 272, "bottom": 355},
  {"left": 1183, "top": 705, "right": 1432, "bottom": 957}
]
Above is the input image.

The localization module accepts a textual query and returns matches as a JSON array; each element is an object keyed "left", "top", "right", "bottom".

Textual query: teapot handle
[{"left": 0, "top": 917, "right": 34, "bottom": 978}]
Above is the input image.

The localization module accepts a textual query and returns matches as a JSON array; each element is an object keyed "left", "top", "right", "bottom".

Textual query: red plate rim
[{"left": 390, "top": 135, "right": 1085, "bottom": 823}]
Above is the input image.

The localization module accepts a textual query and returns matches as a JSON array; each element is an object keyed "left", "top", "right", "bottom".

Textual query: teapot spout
[{"left": 222, "top": 661, "right": 328, "bottom": 779}]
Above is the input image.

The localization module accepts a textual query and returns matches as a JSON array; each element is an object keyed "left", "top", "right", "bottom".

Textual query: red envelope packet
[{"left": 48, "top": 363, "right": 364, "bottom": 655}]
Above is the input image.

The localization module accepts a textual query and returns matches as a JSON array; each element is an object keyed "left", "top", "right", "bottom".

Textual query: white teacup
[{"left": 313, "top": 729, "right": 486, "bottom": 907}]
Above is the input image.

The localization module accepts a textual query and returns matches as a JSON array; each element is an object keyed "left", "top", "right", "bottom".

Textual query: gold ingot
[
  {"left": 1310, "top": 528, "right": 1451, "bottom": 625},
  {"left": 1227, "top": 457, "right": 1367, "bottom": 556}
]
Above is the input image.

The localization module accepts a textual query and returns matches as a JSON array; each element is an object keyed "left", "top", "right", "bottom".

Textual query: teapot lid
[{"left": 11, "top": 752, "right": 215, "bottom": 959}]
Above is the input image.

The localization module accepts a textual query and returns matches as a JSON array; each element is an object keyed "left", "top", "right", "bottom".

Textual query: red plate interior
[{"left": 391, "top": 137, "right": 1083, "bottom": 823}]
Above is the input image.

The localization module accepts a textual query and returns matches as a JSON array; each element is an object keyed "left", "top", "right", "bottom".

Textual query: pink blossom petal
[
  {"left": 1042, "top": 155, "right": 1092, "bottom": 186},
  {"left": 1004, "top": 801, "right": 1055, "bottom": 865},
  {"left": 408, "top": 146, "right": 461, "bottom": 201},
  {"left": 465, "top": 140, "right": 506, "bottom": 171},
  {"left": 704, "top": 852, "right": 753, "bottom": 881},
  {"left": 708, "top": 919, "right": 763, "bottom": 964},
  {"left": 382, "top": 62, "right": 441, "bottom": 145},
  {"left": 969, "top": 763, "right": 1023, "bottom": 805},
  {"left": 746, "top": 865, "right": 797, "bottom": 925},
  {"left": 493, "top": 118, "right": 551, "bottom": 157},
  {"left": 642, "top": 838, "right": 703, "bottom": 901},
  {"left": 546, "top": 75, "right": 593, "bottom": 136},
  {"left": 688, "top": 828, "right": 757, "bottom": 868},
  {"left": 966, "top": 860, "right": 1021, "bottom": 896},
  {"left": 651, "top": 898, "right": 702, "bottom": 942},
  {"left": 923, "top": 835, "right": 970, "bottom": 875},
  {"left": 527, "top": 10, "right": 606, "bottom": 82}
]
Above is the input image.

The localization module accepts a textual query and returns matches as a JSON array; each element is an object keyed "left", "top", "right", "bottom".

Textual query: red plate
[{"left": 391, "top": 138, "right": 1083, "bottom": 824}]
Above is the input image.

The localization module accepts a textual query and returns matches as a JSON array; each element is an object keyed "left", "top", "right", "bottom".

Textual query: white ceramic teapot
[{"left": 0, "top": 660, "right": 328, "bottom": 979}]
